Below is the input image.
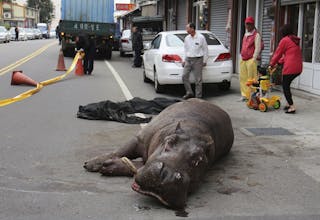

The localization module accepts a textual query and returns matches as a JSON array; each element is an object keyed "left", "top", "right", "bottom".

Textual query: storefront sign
[{"left": 116, "top": 3, "right": 136, "bottom": 11}]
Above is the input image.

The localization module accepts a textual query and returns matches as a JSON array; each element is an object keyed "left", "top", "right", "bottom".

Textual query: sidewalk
[
  {"left": 181, "top": 75, "right": 320, "bottom": 218},
  {"left": 223, "top": 75, "right": 320, "bottom": 135},
  {"left": 207, "top": 74, "right": 320, "bottom": 181}
]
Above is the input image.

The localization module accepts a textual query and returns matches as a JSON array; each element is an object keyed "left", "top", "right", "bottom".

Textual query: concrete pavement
[
  {"left": 193, "top": 75, "right": 320, "bottom": 219},
  {"left": 208, "top": 75, "right": 320, "bottom": 183},
  {"left": 1, "top": 47, "right": 320, "bottom": 219}
]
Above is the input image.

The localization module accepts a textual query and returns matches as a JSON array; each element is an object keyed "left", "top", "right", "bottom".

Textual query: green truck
[{"left": 59, "top": 0, "right": 115, "bottom": 59}]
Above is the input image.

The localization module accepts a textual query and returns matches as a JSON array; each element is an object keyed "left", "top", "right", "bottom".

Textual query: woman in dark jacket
[{"left": 269, "top": 24, "right": 303, "bottom": 114}]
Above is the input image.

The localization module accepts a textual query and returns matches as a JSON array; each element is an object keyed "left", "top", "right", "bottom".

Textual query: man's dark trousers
[{"left": 134, "top": 49, "right": 142, "bottom": 67}]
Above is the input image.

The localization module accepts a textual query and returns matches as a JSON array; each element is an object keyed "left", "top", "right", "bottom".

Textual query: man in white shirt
[{"left": 182, "top": 23, "right": 208, "bottom": 99}]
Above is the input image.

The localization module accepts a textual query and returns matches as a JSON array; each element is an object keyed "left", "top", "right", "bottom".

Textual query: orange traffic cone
[
  {"left": 11, "top": 71, "right": 38, "bottom": 86},
  {"left": 56, "top": 49, "right": 67, "bottom": 71},
  {"left": 75, "top": 57, "right": 84, "bottom": 76}
]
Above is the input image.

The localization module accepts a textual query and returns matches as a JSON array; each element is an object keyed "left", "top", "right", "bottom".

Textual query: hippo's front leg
[
  {"left": 100, "top": 158, "right": 144, "bottom": 176},
  {"left": 84, "top": 136, "right": 143, "bottom": 172},
  {"left": 83, "top": 152, "right": 117, "bottom": 172}
]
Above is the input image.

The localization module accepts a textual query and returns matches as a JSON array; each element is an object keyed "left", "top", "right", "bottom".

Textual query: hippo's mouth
[{"left": 131, "top": 181, "right": 169, "bottom": 207}]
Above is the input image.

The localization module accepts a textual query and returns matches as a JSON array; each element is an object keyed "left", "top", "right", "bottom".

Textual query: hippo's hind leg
[{"left": 84, "top": 136, "right": 142, "bottom": 173}]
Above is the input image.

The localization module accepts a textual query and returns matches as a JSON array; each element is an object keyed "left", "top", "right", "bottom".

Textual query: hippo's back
[{"left": 141, "top": 99, "right": 234, "bottom": 161}]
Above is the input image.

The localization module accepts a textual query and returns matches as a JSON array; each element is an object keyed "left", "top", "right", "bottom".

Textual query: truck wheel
[{"left": 63, "top": 49, "right": 73, "bottom": 57}]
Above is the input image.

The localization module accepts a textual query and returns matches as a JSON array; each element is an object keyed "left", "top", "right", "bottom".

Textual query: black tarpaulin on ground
[{"left": 77, "top": 97, "right": 181, "bottom": 124}]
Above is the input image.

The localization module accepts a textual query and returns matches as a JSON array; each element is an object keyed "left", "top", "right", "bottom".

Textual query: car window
[
  {"left": 151, "top": 35, "right": 162, "bottom": 49},
  {"left": 174, "top": 34, "right": 188, "bottom": 42},
  {"left": 122, "top": 30, "right": 131, "bottom": 38},
  {"left": 202, "top": 33, "right": 221, "bottom": 45},
  {"left": 0, "top": 26, "right": 6, "bottom": 32},
  {"left": 174, "top": 33, "right": 221, "bottom": 45},
  {"left": 166, "top": 34, "right": 184, "bottom": 47}
]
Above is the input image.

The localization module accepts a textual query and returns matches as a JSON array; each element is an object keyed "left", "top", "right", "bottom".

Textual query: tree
[{"left": 27, "top": 0, "right": 54, "bottom": 24}]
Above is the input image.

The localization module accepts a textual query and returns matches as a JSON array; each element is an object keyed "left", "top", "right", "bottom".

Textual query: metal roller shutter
[
  {"left": 177, "top": 0, "right": 187, "bottom": 30},
  {"left": 209, "top": 0, "right": 229, "bottom": 45},
  {"left": 261, "top": 0, "right": 273, "bottom": 65},
  {"left": 281, "top": 0, "right": 315, "bottom": 5}
]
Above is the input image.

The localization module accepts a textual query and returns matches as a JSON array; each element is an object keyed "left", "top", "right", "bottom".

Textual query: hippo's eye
[
  {"left": 160, "top": 168, "right": 169, "bottom": 181},
  {"left": 156, "top": 162, "right": 163, "bottom": 170}
]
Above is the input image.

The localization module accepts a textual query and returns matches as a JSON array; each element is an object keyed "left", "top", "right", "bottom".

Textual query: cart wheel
[
  {"left": 259, "top": 102, "right": 268, "bottom": 112},
  {"left": 273, "top": 100, "right": 281, "bottom": 109}
]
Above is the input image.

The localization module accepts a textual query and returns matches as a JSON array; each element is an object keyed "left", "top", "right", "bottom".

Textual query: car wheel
[
  {"left": 218, "top": 81, "right": 231, "bottom": 91},
  {"left": 154, "top": 68, "right": 164, "bottom": 93},
  {"left": 120, "top": 51, "right": 125, "bottom": 57}
]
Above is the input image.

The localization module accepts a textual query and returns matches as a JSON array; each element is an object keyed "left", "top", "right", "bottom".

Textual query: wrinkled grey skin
[{"left": 84, "top": 98, "right": 234, "bottom": 209}]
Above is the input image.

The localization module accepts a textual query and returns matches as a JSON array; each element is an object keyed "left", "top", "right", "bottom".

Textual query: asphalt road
[{"left": 0, "top": 39, "right": 320, "bottom": 220}]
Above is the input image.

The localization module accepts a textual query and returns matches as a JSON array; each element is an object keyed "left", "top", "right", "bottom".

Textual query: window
[
  {"left": 287, "top": 4, "right": 299, "bottom": 35},
  {"left": 192, "top": 1, "right": 208, "bottom": 30},
  {"left": 166, "top": 34, "right": 184, "bottom": 47},
  {"left": 122, "top": 29, "right": 131, "bottom": 38},
  {"left": 173, "top": 33, "right": 221, "bottom": 46},
  {"left": 302, "top": 3, "right": 315, "bottom": 62},
  {"left": 202, "top": 33, "right": 221, "bottom": 45},
  {"left": 151, "top": 35, "right": 162, "bottom": 49}
]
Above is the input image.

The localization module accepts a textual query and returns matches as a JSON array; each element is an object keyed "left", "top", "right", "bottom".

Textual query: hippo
[{"left": 84, "top": 98, "right": 234, "bottom": 209}]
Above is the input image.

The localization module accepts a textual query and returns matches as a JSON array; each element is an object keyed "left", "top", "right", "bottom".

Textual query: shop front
[
  {"left": 280, "top": 0, "right": 320, "bottom": 95},
  {"left": 209, "top": 0, "right": 232, "bottom": 47},
  {"left": 234, "top": 0, "right": 265, "bottom": 72},
  {"left": 191, "top": 0, "right": 209, "bottom": 30}
]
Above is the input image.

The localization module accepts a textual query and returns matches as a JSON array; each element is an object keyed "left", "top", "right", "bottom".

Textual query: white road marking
[
  {"left": 104, "top": 61, "right": 147, "bottom": 127},
  {"left": 0, "top": 41, "right": 57, "bottom": 76}
]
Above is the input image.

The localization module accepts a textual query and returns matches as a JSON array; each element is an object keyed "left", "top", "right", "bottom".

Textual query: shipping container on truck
[{"left": 59, "top": 0, "right": 115, "bottom": 59}]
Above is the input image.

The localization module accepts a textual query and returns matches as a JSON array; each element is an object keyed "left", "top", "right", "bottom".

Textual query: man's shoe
[{"left": 182, "top": 93, "right": 194, "bottom": 100}]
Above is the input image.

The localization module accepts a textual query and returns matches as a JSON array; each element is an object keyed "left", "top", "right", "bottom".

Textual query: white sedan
[
  {"left": 119, "top": 29, "right": 133, "bottom": 56},
  {"left": 142, "top": 30, "right": 233, "bottom": 93}
]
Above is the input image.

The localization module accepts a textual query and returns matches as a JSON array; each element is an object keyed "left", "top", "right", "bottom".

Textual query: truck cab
[{"left": 37, "top": 23, "right": 49, "bottom": 39}]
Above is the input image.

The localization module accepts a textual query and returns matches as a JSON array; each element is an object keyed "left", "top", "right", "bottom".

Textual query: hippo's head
[
  {"left": 132, "top": 123, "right": 213, "bottom": 209},
  {"left": 132, "top": 159, "right": 190, "bottom": 209}
]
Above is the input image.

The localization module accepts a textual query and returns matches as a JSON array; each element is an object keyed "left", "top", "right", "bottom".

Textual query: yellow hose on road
[{"left": 0, "top": 52, "right": 80, "bottom": 107}]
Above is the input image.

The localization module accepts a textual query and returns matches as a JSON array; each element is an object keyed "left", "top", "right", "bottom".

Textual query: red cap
[{"left": 245, "top": 16, "right": 254, "bottom": 24}]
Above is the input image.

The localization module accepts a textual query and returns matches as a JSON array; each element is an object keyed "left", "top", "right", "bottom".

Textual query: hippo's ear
[
  {"left": 200, "top": 135, "right": 214, "bottom": 147},
  {"left": 164, "top": 134, "right": 178, "bottom": 152},
  {"left": 175, "top": 122, "right": 184, "bottom": 134},
  {"left": 199, "top": 135, "right": 215, "bottom": 159}
]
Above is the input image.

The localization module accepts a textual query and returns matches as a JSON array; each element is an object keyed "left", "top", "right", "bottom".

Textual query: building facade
[
  {"left": 50, "top": 0, "right": 61, "bottom": 31},
  {"left": 278, "top": 0, "right": 320, "bottom": 95},
  {"left": 119, "top": 0, "right": 320, "bottom": 95},
  {"left": 231, "top": 0, "right": 320, "bottom": 95},
  {"left": 0, "top": 1, "right": 39, "bottom": 28}
]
